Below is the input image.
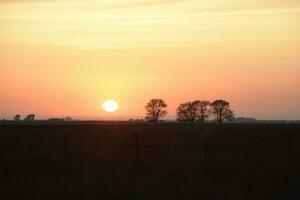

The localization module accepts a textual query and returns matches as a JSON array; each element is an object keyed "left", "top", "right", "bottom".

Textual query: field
[{"left": 0, "top": 122, "right": 300, "bottom": 199}]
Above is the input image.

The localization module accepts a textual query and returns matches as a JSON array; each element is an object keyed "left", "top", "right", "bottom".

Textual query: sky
[{"left": 0, "top": 0, "right": 299, "bottom": 120}]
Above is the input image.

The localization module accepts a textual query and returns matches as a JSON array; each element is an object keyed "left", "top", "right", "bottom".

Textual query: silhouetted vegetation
[
  {"left": 14, "top": 114, "right": 21, "bottom": 121},
  {"left": 197, "top": 100, "right": 211, "bottom": 122},
  {"left": 210, "top": 100, "right": 234, "bottom": 123},
  {"left": 145, "top": 98, "right": 234, "bottom": 124},
  {"left": 128, "top": 118, "right": 145, "bottom": 122},
  {"left": 145, "top": 99, "right": 168, "bottom": 123},
  {"left": 48, "top": 118, "right": 65, "bottom": 122},
  {"left": 47, "top": 117, "right": 73, "bottom": 122},
  {"left": 177, "top": 100, "right": 210, "bottom": 123},
  {"left": 24, "top": 114, "right": 35, "bottom": 121},
  {"left": 177, "top": 101, "right": 198, "bottom": 122}
]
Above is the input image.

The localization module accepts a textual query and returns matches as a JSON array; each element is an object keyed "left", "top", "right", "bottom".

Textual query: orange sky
[{"left": 0, "top": 0, "right": 299, "bottom": 120}]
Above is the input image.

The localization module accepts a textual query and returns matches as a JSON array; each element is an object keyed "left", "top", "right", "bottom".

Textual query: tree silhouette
[
  {"left": 24, "top": 114, "right": 35, "bottom": 121},
  {"left": 177, "top": 101, "right": 198, "bottom": 122},
  {"left": 177, "top": 100, "right": 210, "bottom": 122},
  {"left": 145, "top": 99, "right": 168, "bottom": 123},
  {"left": 210, "top": 100, "right": 234, "bottom": 123},
  {"left": 14, "top": 114, "right": 21, "bottom": 121},
  {"left": 196, "top": 100, "right": 211, "bottom": 122}
]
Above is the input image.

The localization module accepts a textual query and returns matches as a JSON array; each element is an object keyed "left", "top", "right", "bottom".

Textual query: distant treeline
[
  {"left": 12, "top": 115, "right": 73, "bottom": 122},
  {"left": 14, "top": 114, "right": 35, "bottom": 121}
]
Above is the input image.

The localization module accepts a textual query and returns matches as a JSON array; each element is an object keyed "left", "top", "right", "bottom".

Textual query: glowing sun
[{"left": 102, "top": 100, "right": 119, "bottom": 112}]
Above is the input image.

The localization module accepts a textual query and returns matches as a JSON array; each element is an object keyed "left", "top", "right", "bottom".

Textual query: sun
[{"left": 102, "top": 99, "right": 119, "bottom": 112}]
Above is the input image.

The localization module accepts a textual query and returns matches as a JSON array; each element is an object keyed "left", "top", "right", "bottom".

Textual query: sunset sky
[{"left": 0, "top": 0, "right": 299, "bottom": 120}]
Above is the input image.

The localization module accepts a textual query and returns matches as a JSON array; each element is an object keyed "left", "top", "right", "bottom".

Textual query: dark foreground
[{"left": 0, "top": 123, "right": 300, "bottom": 200}]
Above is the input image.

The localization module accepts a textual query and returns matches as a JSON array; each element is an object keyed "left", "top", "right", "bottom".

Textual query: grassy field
[{"left": 0, "top": 122, "right": 299, "bottom": 199}]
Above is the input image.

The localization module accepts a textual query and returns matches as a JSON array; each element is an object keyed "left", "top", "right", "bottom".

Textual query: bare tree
[
  {"left": 210, "top": 100, "right": 234, "bottom": 123},
  {"left": 177, "top": 101, "right": 198, "bottom": 122},
  {"left": 196, "top": 100, "right": 211, "bottom": 122},
  {"left": 14, "top": 114, "right": 21, "bottom": 121},
  {"left": 145, "top": 99, "right": 168, "bottom": 123},
  {"left": 177, "top": 100, "right": 210, "bottom": 122}
]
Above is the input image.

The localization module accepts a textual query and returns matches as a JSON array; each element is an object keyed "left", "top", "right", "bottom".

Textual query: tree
[
  {"left": 196, "top": 100, "right": 211, "bottom": 122},
  {"left": 210, "top": 100, "right": 234, "bottom": 123},
  {"left": 24, "top": 114, "right": 35, "bottom": 121},
  {"left": 145, "top": 99, "right": 168, "bottom": 123},
  {"left": 177, "top": 101, "right": 198, "bottom": 122},
  {"left": 176, "top": 100, "right": 210, "bottom": 122},
  {"left": 14, "top": 114, "right": 21, "bottom": 121}
]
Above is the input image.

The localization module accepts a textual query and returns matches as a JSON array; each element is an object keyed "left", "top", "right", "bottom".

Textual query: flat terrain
[{"left": 0, "top": 122, "right": 300, "bottom": 200}]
